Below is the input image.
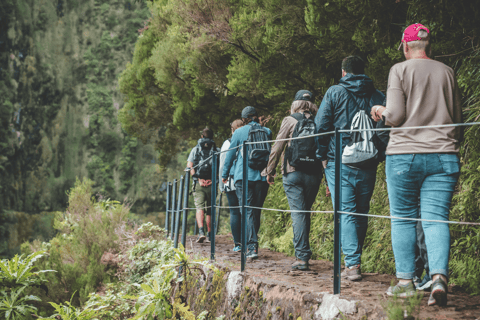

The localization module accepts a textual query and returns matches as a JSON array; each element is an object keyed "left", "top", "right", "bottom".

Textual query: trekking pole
[
  {"left": 241, "top": 142, "right": 248, "bottom": 272},
  {"left": 170, "top": 179, "right": 177, "bottom": 241},
  {"left": 165, "top": 182, "right": 171, "bottom": 238},
  {"left": 333, "top": 127, "right": 343, "bottom": 294},
  {"left": 174, "top": 175, "right": 184, "bottom": 249},
  {"left": 182, "top": 172, "right": 190, "bottom": 249},
  {"left": 210, "top": 152, "right": 217, "bottom": 261}
]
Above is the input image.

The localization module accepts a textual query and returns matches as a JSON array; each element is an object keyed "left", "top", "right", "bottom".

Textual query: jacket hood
[{"left": 339, "top": 73, "right": 375, "bottom": 97}]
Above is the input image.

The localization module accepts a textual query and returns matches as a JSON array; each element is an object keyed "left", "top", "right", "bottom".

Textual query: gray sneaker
[
  {"left": 206, "top": 231, "right": 211, "bottom": 243},
  {"left": 428, "top": 278, "right": 448, "bottom": 306},
  {"left": 246, "top": 249, "right": 258, "bottom": 260},
  {"left": 386, "top": 282, "right": 416, "bottom": 298},
  {"left": 196, "top": 231, "right": 206, "bottom": 243},
  {"left": 341, "top": 265, "right": 362, "bottom": 281}
]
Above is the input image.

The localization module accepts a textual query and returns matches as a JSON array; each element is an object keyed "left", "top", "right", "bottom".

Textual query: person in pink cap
[{"left": 371, "top": 24, "right": 463, "bottom": 306}]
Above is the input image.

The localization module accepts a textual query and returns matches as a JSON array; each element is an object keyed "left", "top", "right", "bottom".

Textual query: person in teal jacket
[{"left": 222, "top": 106, "right": 272, "bottom": 259}]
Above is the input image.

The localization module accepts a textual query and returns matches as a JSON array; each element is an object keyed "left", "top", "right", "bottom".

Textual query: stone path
[{"left": 185, "top": 234, "right": 480, "bottom": 319}]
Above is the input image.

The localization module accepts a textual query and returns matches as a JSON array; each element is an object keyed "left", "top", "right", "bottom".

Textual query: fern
[{"left": 0, "top": 251, "right": 55, "bottom": 289}]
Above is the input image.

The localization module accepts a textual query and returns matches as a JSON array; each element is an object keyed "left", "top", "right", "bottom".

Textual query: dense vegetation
[
  {"left": 0, "top": 0, "right": 191, "bottom": 258},
  {"left": 1, "top": 178, "right": 224, "bottom": 319},
  {"left": 119, "top": 0, "right": 480, "bottom": 294}
]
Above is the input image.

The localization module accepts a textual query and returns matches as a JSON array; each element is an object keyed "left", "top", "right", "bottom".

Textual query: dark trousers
[
  {"left": 415, "top": 199, "right": 429, "bottom": 278},
  {"left": 283, "top": 171, "right": 322, "bottom": 262},
  {"left": 235, "top": 180, "right": 269, "bottom": 251}
]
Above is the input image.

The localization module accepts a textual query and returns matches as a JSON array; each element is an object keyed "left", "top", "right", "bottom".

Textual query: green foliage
[
  {"left": 0, "top": 251, "right": 55, "bottom": 289},
  {"left": 38, "top": 292, "right": 106, "bottom": 320},
  {"left": 126, "top": 239, "right": 175, "bottom": 284},
  {"left": 0, "top": 286, "right": 41, "bottom": 320},
  {"left": 84, "top": 283, "right": 136, "bottom": 320},
  {"left": 25, "top": 177, "right": 132, "bottom": 305},
  {"left": 131, "top": 269, "right": 175, "bottom": 320},
  {"left": 381, "top": 283, "right": 423, "bottom": 320}
]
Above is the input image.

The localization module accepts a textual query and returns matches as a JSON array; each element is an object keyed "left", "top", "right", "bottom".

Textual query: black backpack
[
  {"left": 243, "top": 122, "right": 271, "bottom": 171},
  {"left": 285, "top": 112, "right": 320, "bottom": 173},
  {"left": 194, "top": 138, "right": 217, "bottom": 179}
]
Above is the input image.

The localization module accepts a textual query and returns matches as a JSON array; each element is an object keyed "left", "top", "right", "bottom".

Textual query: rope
[
  {"left": 182, "top": 206, "right": 212, "bottom": 211},
  {"left": 245, "top": 130, "right": 335, "bottom": 145},
  {"left": 338, "top": 211, "right": 480, "bottom": 225},
  {"left": 246, "top": 206, "right": 334, "bottom": 214},
  {"left": 338, "top": 121, "right": 480, "bottom": 133},
  {"left": 215, "top": 206, "right": 242, "bottom": 209}
]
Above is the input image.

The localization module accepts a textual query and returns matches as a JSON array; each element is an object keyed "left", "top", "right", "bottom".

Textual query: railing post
[
  {"left": 174, "top": 175, "right": 184, "bottom": 249},
  {"left": 210, "top": 152, "right": 218, "bottom": 261},
  {"left": 165, "top": 182, "right": 171, "bottom": 238},
  {"left": 241, "top": 142, "right": 248, "bottom": 272},
  {"left": 216, "top": 193, "right": 222, "bottom": 235},
  {"left": 171, "top": 179, "right": 177, "bottom": 240},
  {"left": 182, "top": 171, "right": 190, "bottom": 249},
  {"left": 334, "top": 128, "right": 343, "bottom": 294}
]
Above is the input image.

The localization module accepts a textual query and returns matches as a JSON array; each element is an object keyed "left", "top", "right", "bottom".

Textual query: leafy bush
[
  {"left": 22, "top": 177, "right": 132, "bottom": 305},
  {"left": 0, "top": 286, "right": 40, "bottom": 320}
]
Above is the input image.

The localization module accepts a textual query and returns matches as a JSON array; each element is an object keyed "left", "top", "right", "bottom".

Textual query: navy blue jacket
[{"left": 314, "top": 74, "right": 385, "bottom": 161}]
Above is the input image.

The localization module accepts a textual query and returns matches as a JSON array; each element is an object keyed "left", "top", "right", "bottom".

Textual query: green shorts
[{"left": 193, "top": 184, "right": 212, "bottom": 215}]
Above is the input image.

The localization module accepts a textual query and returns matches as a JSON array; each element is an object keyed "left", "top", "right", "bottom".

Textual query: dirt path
[{"left": 186, "top": 234, "right": 480, "bottom": 319}]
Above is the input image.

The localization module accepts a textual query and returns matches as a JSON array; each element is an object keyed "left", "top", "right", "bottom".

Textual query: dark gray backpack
[{"left": 285, "top": 112, "right": 320, "bottom": 173}]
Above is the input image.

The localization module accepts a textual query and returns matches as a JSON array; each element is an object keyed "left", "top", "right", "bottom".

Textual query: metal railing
[{"left": 163, "top": 121, "right": 480, "bottom": 295}]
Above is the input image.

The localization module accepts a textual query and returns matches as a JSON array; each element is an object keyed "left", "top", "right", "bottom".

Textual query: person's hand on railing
[
  {"left": 371, "top": 105, "right": 386, "bottom": 122},
  {"left": 199, "top": 179, "right": 212, "bottom": 187},
  {"left": 267, "top": 174, "right": 275, "bottom": 185}
]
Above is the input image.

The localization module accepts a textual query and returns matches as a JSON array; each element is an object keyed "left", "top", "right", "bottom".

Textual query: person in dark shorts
[{"left": 187, "top": 127, "right": 220, "bottom": 243}]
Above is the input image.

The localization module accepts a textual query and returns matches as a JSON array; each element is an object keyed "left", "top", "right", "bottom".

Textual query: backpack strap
[{"left": 289, "top": 112, "right": 305, "bottom": 122}]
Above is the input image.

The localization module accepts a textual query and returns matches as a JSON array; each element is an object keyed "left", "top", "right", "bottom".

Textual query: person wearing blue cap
[
  {"left": 222, "top": 106, "right": 272, "bottom": 259},
  {"left": 265, "top": 90, "right": 321, "bottom": 270}
]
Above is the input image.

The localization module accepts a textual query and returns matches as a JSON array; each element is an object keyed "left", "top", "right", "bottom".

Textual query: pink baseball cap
[{"left": 397, "top": 23, "right": 430, "bottom": 50}]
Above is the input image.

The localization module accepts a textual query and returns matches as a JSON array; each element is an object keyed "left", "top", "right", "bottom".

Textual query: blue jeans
[
  {"left": 283, "top": 171, "right": 322, "bottom": 262},
  {"left": 324, "top": 161, "right": 377, "bottom": 267},
  {"left": 225, "top": 191, "right": 241, "bottom": 246},
  {"left": 386, "top": 153, "right": 460, "bottom": 279},
  {"left": 234, "top": 180, "right": 269, "bottom": 251}
]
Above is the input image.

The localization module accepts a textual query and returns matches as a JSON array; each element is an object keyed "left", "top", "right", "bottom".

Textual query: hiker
[
  {"left": 315, "top": 55, "right": 385, "bottom": 281},
  {"left": 221, "top": 106, "right": 272, "bottom": 260},
  {"left": 186, "top": 127, "right": 220, "bottom": 243},
  {"left": 372, "top": 101, "right": 433, "bottom": 292},
  {"left": 371, "top": 24, "right": 462, "bottom": 305},
  {"left": 219, "top": 119, "right": 245, "bottom": 252},
  {"left": 265, "top": 90, "right": 321, "bottom": 271}
]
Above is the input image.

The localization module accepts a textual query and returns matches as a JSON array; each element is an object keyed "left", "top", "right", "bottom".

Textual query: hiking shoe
[
  {"left": 428, "top": 278, "right": 448, "bottom": 306},
  {"left": 416, "top": 274, "right": 433, "bottom": 291},
  {"left": 341, "top": 264, "right": 362, "bottom": 281},
  {"left": 196, "top": 231, "right": 206, "bottom": 243},
  {"left": 292, "top": 260, "right": 309, "bottom": 271},
  {"left": 246, "top": 249, "right": 258, "bottom": 260},
  {"left": 233, "top": 245, "right": 241, "bottom": 252},
  {"left": 386, "top": 282, "right": 416, "bottom": 298},
  {"left": 206, "top": 231, "right": 211, "bottom": 243}
]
